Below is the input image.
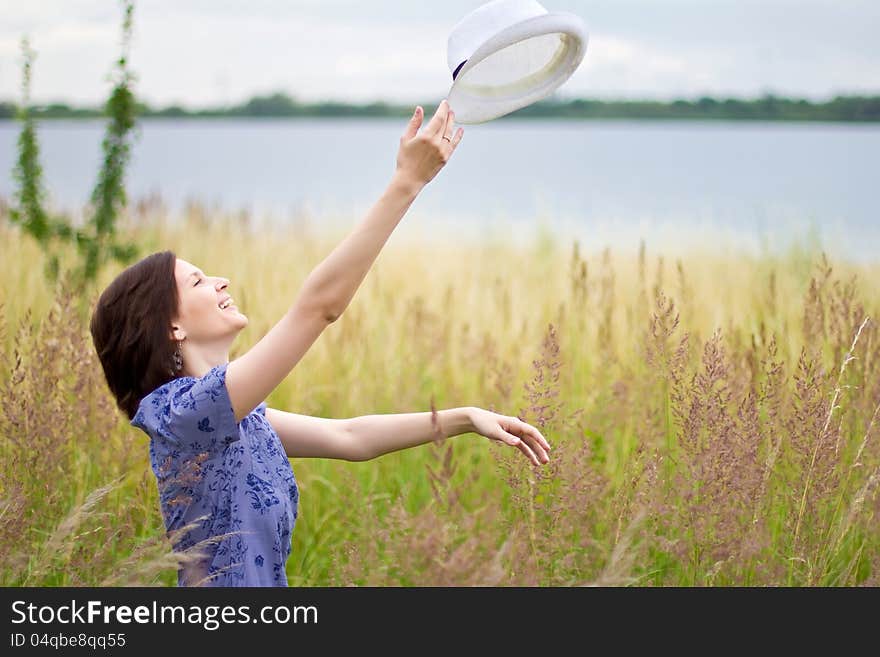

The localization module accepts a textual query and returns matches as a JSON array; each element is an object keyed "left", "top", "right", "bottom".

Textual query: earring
[{"left": 172, "top": 341, "right": 183, "bottom": 374}]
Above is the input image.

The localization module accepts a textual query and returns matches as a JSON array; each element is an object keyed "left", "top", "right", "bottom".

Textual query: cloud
[
  {"left": 0, "top": 18, "right": 118, "bottom": 104},
  {"left": 125, "top": 11, "right": 450, "bottom": 106},
  {"left": 1, "top": 0, "right": 877, "bottom": 106}
]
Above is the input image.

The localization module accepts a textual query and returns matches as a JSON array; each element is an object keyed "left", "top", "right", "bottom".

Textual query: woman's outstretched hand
[
  {"left": 395, "top": 99, "right": 464, "bottom": 191},
  {"left": 468, "top": 408, "right": 551, "bottom": 466}
]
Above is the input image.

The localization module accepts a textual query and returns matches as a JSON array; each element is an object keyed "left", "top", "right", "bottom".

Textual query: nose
[{"left": 215, "top": 277, "right": 229, "bottom": 291}]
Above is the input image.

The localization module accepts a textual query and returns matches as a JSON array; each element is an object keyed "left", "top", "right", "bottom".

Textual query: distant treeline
[{"left": 1, "top": 92, "right": 879, "bottom": 122}]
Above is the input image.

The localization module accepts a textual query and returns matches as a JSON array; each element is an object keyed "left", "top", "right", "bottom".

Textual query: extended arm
[{"left": 265, "top": 405, "right": 550, "bottom": 465}]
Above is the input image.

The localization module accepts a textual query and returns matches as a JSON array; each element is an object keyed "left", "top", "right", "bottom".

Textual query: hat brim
[{"left": 447, "top": 12, "right": 588, "bottom": 125}]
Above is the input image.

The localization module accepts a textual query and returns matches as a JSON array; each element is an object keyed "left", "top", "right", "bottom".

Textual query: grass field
[{"left": 1, "top": 198, "right": 878, "bottom": 586}]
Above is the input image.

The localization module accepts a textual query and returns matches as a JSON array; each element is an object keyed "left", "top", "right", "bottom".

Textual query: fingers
[
  {"left": 500, "top": 418, "right": 550, "bottom": 466},
  {"left": 440, "top": 107, "right": 456, "bottom": 142},
  {"left": 496, "top": 429, "right": 537, "bottom": 463},
  {"left": 514, "top": 434, "right": 542, "bottom": 466},
  {"left": 523, "top": 434, "right": 550, "bottom": 465},
  {"left": 504, "top": 417, "right": 551, "bottom": 451},
  {"left": 402, "top": 106, "right": 423, "bottom": 141},
  {"left": 440, "top": 111, "right": 464, "bottom": 150},
  {"left": 524, "top": 421, "right": 551, "bottom": 452},
  {"left": 425, "top": 99, "right": 450, "bottom": 137}
]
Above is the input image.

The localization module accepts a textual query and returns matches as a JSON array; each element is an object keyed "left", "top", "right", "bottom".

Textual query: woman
[{"left": 90, "top": 100, "right": 551, "bottom": 587}]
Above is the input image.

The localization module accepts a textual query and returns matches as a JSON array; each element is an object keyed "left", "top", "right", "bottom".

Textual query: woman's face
[{"left": 171, "top": 258, "right": 248, "bottom": 342}]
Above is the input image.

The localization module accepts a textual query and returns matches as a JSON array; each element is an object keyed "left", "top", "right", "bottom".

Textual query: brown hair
[{"left": 90, "top": 250, "right": 181, "bottom": 420}]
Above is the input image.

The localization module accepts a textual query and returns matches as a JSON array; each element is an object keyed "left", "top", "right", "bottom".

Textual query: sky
[{"left": 1, "top": 0, "right": 878, "bottom": 109}]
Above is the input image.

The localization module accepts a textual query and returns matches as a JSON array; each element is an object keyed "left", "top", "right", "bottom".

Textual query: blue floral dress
[{"left": 131, "top": 363, "right": 298, "bottom": 587}]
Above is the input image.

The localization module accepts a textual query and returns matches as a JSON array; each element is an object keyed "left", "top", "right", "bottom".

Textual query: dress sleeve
[{"left": 166, "top": 362, "right": 242, "bottom": 452}]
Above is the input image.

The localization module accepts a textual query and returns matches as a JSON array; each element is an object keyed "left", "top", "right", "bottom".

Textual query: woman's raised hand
[
  {"left": 468, "top": 408, "right": 552, "bottom": 467},
  {"left": 395, "top": 99, "right": 464, "bottom": 191}
]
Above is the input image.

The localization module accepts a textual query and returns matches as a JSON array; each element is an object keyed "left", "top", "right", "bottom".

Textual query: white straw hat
[{"left": 446, "top": 0, "right": 588, "bottom": 124}]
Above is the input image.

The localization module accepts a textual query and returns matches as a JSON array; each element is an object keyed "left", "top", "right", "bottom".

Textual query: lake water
[{"left": 1, "top": 118, "right": 877, "bottom": 262}]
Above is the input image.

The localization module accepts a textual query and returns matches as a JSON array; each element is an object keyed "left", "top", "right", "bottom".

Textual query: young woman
[{"left": 90, "top": 101, "right": 550, "bottom": 587}]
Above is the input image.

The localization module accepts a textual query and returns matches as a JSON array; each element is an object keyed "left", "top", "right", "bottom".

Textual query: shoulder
[
  {"left": 167, "top": 364, "right": 229, "bottom": 410},
  {"left": 131, "top": 365, "right": 230, "bottom": 435}
]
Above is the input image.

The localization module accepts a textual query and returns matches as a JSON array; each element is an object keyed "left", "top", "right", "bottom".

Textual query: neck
[{"left": 179, "top": 339, "right": 232, "bottom": 378}]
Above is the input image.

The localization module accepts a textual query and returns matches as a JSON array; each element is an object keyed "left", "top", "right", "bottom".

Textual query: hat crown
[{"left": 447, "top": 0, "right": 549, "bottom": 73}]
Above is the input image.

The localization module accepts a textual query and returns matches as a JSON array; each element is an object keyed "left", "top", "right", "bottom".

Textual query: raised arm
[{"left": 226, "top": 101, "right": 463, "bottom": 422}]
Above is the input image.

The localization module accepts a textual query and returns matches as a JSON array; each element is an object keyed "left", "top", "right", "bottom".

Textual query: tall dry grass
[{"left": 1, "top": 195, "right": 878, "bottom": 586}]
